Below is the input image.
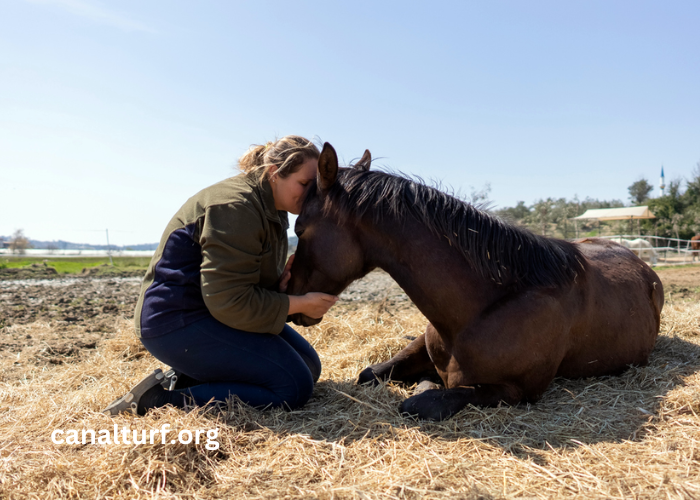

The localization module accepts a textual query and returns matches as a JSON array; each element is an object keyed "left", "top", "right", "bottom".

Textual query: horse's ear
[
  {"left": 318, "top": 142, "right": 338, "bottom": 192},
  {"left": 353, "top": 149, "right": 372, "bottom": 171}
]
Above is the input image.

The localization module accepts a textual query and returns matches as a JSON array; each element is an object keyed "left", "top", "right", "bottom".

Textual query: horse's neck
[{"left": 362, "top": 218, "right": 501, "bottom": 334}]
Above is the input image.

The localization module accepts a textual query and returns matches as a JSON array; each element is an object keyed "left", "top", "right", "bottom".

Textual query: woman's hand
[
  {"left": 278, "top": 254, "right": 295, "bottom": 293},
  {"left": 288, "top": 292, "right": 339, "bottom": 319}
]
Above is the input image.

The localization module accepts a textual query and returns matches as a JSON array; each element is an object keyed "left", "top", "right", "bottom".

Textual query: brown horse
[
  {"left": 288, "top": 143, "right": 664, "bottom": 421},
  {"left": 691, "top": 235, "right": 700, "bottom": 261}
]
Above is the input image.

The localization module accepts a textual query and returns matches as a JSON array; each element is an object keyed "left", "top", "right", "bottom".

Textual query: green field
[{"left": 0, "top": 256, "right": 150, "bottom": 275}]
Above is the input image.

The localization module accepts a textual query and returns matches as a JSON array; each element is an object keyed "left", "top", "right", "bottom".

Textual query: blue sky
[{"left": 1, "top": 0, "right": 699, "bottom": 246}]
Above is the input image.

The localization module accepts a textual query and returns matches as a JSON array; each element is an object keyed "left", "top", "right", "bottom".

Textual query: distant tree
[
  {"left": 496, "top": 195, "right": 624, "bottom": 238},
  {"left": 685, "top": 166, "right": 700, "bottom": 234},
  {"left": 671, "top": 213, "right": 683, "bottom": 240},
  {"left": 628, "top": 178, "right": 653, "bottom": 205},
  {"left": 47, "top": 242, "right": 59, "bottom": 255},
  {"left": 495, "top": 201, "right": 530, "bottom": 223},
  {"left": 530, "top": 198, "right": 555, "bottom": 236},
  {"left": 645, "top": 178, "right": 696, "bottom": 239},
  {"left": 468, "top": 183, "right": 492, "bottom": 208},
  {"left": 552, "top": 198, "right": 578, "bottom": 239},
  {"left": 683, "top": 162, "right": 700, "bottom": 209},
  {"left": 9, "top": 229, "right": 31, "bottom": 255}
]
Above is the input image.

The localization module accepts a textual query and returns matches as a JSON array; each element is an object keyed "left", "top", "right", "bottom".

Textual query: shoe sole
[{"left": 103, "top": 369, "right": 165, "bottom": 416}]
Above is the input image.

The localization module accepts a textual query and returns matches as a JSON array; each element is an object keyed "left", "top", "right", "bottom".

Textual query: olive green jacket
[{"left": 134, "top": 172, "right": 290, "bottom": 338}]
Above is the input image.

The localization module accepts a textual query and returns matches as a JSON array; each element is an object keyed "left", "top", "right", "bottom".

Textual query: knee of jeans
[
  {"left": 304, "top": 355, "right": 322, "bottom": 384},
  {"left": 284, "top": 372, "right": 315, "bottom": 410}
]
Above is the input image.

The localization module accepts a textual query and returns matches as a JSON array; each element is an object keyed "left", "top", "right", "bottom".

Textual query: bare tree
[
  {"left": 9, "top": 229, "right": 31, "bottom": 255},
  {"left": 468, "top": 183, "right": 492, "bottom": 208}
]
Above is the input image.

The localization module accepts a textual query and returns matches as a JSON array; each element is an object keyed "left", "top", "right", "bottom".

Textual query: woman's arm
[
  {"left": 200, "top": 202, "right": 291, "bottom": 334},
  {"left": 277, "top": 254, "right": 294, "bottom": 293},
  {"left": 288, "top": 293, "right": 338, "bottom": 319},
  {"left": 279, "top": 255, "right": 338, "bottom": 318}
]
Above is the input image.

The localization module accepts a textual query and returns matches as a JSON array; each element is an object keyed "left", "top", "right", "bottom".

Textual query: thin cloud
[{"left": 24, "top": 0, "right": 158, "bottom": 34}]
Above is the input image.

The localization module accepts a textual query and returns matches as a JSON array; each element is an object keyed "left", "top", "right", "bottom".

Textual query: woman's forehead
[{"left": 299, "top": 158, "right": 318, "bottom": 180}]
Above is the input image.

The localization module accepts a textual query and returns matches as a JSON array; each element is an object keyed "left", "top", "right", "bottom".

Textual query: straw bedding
[{"left": 0, "top": 282, "right": 699, "bottom": 498}]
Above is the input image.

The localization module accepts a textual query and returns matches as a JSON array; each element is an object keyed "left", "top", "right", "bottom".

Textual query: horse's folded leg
[
  {"left": 357, "top": 332, "right": 439, "bottom": 386},
  {"left": 357, "top": 364, "right": 390, "bottom": 386},
  {"left": 357, "top": 358, "right": 439, "bottom": 386},
  {"left": 400, "top": 384, "right": 523, "bottom": 421}
]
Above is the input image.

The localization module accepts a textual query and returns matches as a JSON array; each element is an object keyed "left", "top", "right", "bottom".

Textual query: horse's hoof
[
  {"left": 400, "top": 390, "right": 443, "bottom": 420},
  {"left": 400, "top": 389, "right": 466, "bottom": 421},
  {"left": 357, "top": 367, "right": 382, "bottom": 385}
]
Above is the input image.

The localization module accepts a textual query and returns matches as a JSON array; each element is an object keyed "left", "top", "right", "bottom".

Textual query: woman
[{"left": 104, "top": 136, "right": 338, "bottom": 416}]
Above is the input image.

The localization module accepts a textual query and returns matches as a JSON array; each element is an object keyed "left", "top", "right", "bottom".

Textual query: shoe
[
  {"left": 161, "top": 368, "right": 181, "bottom": 391},
  {"left": 103, "top": 369, "right": 165, "bottom": 416},
  {"left": 161, "top": 369, "right": 202, "bottom": 390}
]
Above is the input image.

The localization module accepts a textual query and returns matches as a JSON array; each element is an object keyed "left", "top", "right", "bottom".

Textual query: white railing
[
  {"left": 599, "top": 235, "right": 698, "bottom": 265},
  {"left": 0, "top": 249, "right": 155, "bottom": 258}
]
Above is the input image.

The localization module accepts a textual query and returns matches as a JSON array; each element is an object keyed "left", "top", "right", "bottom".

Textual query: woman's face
[{"left": 270, "top": 157, "right": 318, "bottom": 215}]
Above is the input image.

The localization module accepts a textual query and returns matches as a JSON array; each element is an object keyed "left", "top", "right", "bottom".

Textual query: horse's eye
[{"left": 295, "top": 228, "right": 305, "bottom": 237}]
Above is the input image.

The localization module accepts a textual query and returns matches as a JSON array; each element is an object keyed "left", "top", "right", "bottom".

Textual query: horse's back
[
  {"left": 575, "top": 237, "right": 659, "bottom": 283},
  {"left": 691, "top": 235, "right": 700, "bottom": 251},
  {"left": 574, "top": 237, "right": 662, "bottom": 317},
  {"left": 561, "top": 238, "right": 663, "bottom": 376}
]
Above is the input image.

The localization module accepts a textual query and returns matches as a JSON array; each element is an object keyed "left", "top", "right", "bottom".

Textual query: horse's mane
[{"left": 321, "top": 168, "right": 585, "bottom": 289}]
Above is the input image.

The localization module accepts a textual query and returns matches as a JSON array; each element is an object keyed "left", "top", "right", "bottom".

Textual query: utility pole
[{"left": 105, "top": 229, "right": 114, "bottom": 266}]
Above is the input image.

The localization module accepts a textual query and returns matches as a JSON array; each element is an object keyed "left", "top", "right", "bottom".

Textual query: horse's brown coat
[
  {"left": 691, "top": 234, "right": 700, "bottom": 260},
  {"left": 288, "top": 144, "right": 664, "bottom": 420}
]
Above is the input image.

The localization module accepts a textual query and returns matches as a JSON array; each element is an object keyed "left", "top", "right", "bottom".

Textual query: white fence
[
  {"left": 600, "top": 235, "right": 699, "bottom": 265},
  {"left": 0, "top": 249, "right": 155, "bottom": 258}
]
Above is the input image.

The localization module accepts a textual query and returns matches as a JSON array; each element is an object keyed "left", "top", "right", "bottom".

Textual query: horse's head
[{"left": 287, "top": 143, "right": 373, "bottom": 326}]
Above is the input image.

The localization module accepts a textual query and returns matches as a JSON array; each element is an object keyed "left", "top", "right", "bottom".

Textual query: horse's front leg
[
  {"left": 357, "top": 329, "right": 439, "bottom": 386},
  {"left": 400, "top": 383, "right": 525, "bottom": 421}
]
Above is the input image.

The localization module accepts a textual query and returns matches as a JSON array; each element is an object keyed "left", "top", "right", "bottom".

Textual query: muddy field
[
  {"left": 0, "top": 268, "right": 411, "bottom": 381},
  {"left": 1, "top": 263, "right": 697, "bottom": 327}
]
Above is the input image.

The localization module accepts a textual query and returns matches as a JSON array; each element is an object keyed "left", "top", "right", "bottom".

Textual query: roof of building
[{"left": 573, "top": 205, "right": 656, "bottom": 221}]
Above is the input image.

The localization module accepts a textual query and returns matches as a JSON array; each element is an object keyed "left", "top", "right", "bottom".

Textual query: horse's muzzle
[{"left": 289, "top": 313, "right": 322, "bottom": 327}]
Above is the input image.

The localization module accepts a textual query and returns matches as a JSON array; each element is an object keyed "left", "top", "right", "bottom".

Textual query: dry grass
[{"left": 1, "top": 301, "right": 699, "bottom": 499}]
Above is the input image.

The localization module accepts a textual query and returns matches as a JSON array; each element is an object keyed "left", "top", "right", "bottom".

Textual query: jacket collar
[{"left": 245, "top": 172, "right": 289, "bottom": 230}]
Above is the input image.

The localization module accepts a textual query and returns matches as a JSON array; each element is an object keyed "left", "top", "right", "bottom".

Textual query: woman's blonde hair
[{"left": 238, "top": 135, "right": 320, "bottom": 182}]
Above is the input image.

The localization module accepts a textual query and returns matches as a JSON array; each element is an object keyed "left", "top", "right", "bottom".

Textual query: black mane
[{"left": 320, "top": 168, "right": 585, "bottom": 288}]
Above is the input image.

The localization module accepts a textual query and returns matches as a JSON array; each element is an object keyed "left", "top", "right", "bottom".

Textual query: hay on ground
[{"left": 0, "top": 301, "right": 699, "bottom": 499}]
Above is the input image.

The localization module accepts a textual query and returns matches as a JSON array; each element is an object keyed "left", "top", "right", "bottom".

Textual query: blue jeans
[{"left": 140, "top": 316, "right": 321, "bottom": 410}]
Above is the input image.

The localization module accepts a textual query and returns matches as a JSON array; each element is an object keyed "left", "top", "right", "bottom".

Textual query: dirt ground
[
  {"left": 654, "top": 265, "right": 700, "bottom": 301},
  {"left": 0, "top": 268, "right": 411, "bottom": 381}
]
